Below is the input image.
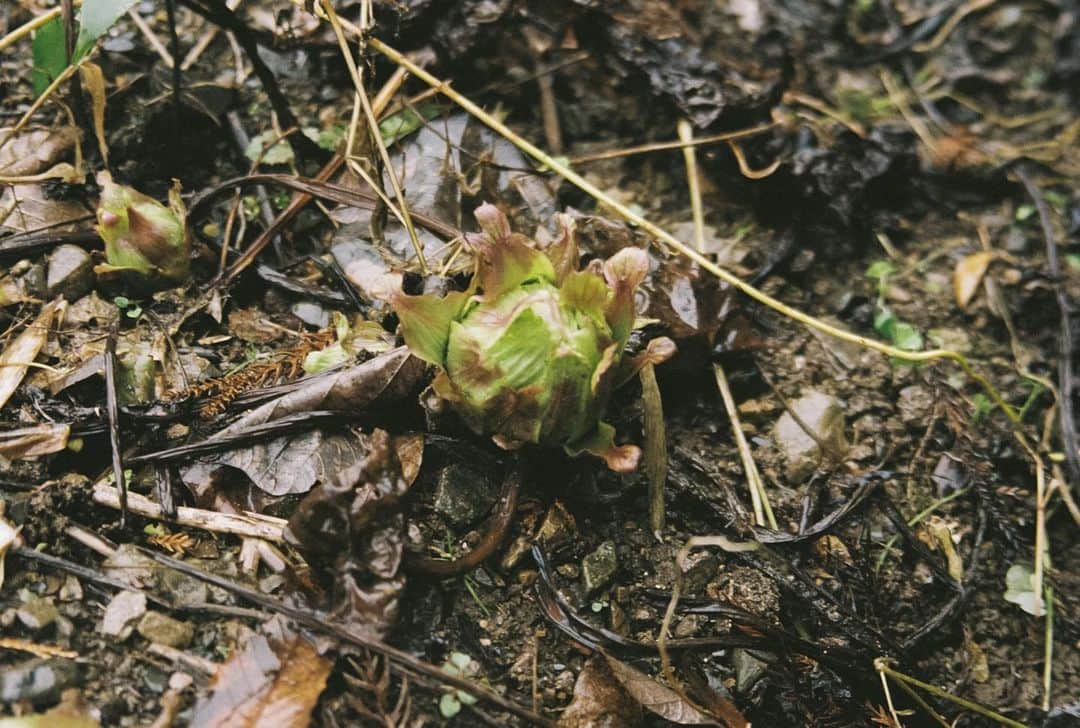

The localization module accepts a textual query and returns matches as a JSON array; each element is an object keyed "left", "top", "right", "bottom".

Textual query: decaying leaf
[
  {"left": 192, "top": 615, "right": 332, "bottom": 728},
  {"left": 954, "top": 251, "right": 995, "bottom": 309},
  {"left": 285, "top": 430, "right": 422, "bottom": 639},
  {"left": 0, "top": 298, "right": 65, "bottom": 413},
  {"left": 0, "top": 423, "right": 71, "bottom": 460},
  {"left": 0, "top": 514, "right": 21, "bottom": 589},
  {"left": 0, "top": 127, "right": 80, "bottom": 178},
  {"left": 180, "top": 347, "right": 424, "bottom": 496},
  {"left": 0, "top": 688, "right": 98, "bottom": 727},
  {"left": 79, "top": 63, "right": 110, "bottom": 168},
  {"left": 558, "top": 657, "right": 642, "bottom": 728},
  {"left": 604, "top": 655, "right": 722, "bottom": 726}
]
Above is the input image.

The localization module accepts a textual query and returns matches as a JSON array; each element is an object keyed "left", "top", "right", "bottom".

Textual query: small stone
[
  {"left": 536, "top": 501, "right": 577, "bottom": 553},
  {"left": 773, "top": 390, "right": 849, "bottom": 482},
  {"left": 928, "top": 327, "right": 972, "bottom": 354},
  {"left": 680, "top": 551, "right": 717, "bottom": 594},
  {"left": 581, "top": 541, "right": 618, "bottom": 595},
  {"left": 733, "top": 649, "right": 773, "bottom": 694},
  {"left": 673, "top": 614, "right": 701, "bottom": 638},
  {"left": 17, "top": 598, "right": 59, "bottom": 631},
  {"left": 46, "top": 245, "right": 94, "bottom": 301},
  {"left": 101, "top": 590, "right": 147, "bottom": 640},
  {"left": 59, "top": 576, "right": 83, "bottom": 602},
  {"left": 0, "top": 658, "right": 78, "bottom": 704},
  {"left": 169, "top": 672, "right": 193, "bottom": 691},
  {"left": 136, "top": 611, "right": 194, "bottom": 648},
  {"left": 556, "top": 563, "right": 581, "bottom": 579},
  {"left": 1004, "top": 226, "right": 1028, "bottom": 253},
  {"left": 897, "top": 385, "right": 934, "bottom": 426},
  {"left": 290, "top": 301, "right": 330, "bottom": 328},
  {"left": 432, "top": 464, "right": 496, "bottom": 528}
]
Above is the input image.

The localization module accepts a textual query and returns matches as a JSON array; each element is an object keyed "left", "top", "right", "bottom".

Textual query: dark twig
[
  {"left": 1017, "top": 166, "right": 1079, "bottom": 487},
  {"left": 408, "top": 464, "right": 522, "bottom": 576},
  {"left": 104, "top": 322, "right": 127, "bottom": 527},
  {"left": 165, "top": 0, "right": 184, "bottom": 148}
]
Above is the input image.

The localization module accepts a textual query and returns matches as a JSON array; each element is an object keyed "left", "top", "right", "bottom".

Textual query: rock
[
  {"left": 58, "top": 576, "right": 83, "bottom": 602},
  {"left": 581, "top": 541, "right": 618, "bottom": 595},
  {"left": 101, "top": 590, "right": 147, "bottom": 640},
  {"left": 136, "top": 611, "right": 194, "bottom": 648},
  {"left": 928, "top": 327, "right": 972, "bottom": 354},
  {"left": 773, "top": 390, "right": 849, "bottom": 482},
  {"left": 16, "top": 597, "right": 59, "bottom": 631},
  {"left": 159, "top": 569, "right": 208, "bottom": 608},
  {"left": 432, "top": 464, "right": 497, "bottom": 528},
  {"left": 537, "top": 501, "right": 577, "bottom": 553},
  {"left": 1003, "top": 226, "right": 1028, "bottom": 253},
  {"left": 679, "top": 550, "right": 717, "bottom": 594},
  {"left": 0, "top": 658, "right": 78, "bottom": 705},
  {"left": 733, "top": 648, "right": 773, "bottom": 694},
  {"left": 46, "top": 244, "right": 94, "bottom": 301},
  {"left": 290, "top": 301, "right": 330, "bottom": 328},
  {"left": 897, "top": 385, "right": 935, "bottom": 426}
]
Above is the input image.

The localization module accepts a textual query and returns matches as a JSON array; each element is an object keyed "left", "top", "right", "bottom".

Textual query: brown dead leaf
[
  {"left": 79, "top": 63, "right": 109, "bottom": 169},
  {"left": 0, "top": 126, "right": 79, "bottom": 177},
  {"left": 559, "top": 657, "right": 642, "bottom": 728},
  {"left": 604, "top": 656, "right": 724, "bottom": 726},
  {"left": 954, "top": 251, "right": 995, "bottom": 309},
  {"left": 0, "top": 298, "right": 65, "bottom": 413},
  {"left": 1, "top": 182, "right": 92, "bottom": 233},
  {"left": 0, "top": 423, "right": 70, "bottom": 460},
  {"left": 193, "top": 615, "right": 332, "bottom": 728}
]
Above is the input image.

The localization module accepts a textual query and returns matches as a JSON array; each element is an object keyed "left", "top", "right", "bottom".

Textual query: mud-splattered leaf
[
  {"left": 193, "top": 615, "right": 331, "bottom": 728},
  {"left": 954, "top": 251, "right": 995, "bottom": 309},
  {"left": 0, "top": 423, "right": 71, "bottom": 460},
  {"left": 0, "top": 299, "right": 65, "bottom": 413},
  {"left": 604, "top": 655, "right": 720, "bottom": 725}
]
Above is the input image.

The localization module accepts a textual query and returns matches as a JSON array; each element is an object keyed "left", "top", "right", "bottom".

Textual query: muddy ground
[{"left": 0, "top": 1, "right": 1078, "bottom": 726}]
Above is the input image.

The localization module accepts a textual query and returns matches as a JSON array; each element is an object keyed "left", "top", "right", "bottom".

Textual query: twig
[
  {"left": 874, "top": 660, "right": 1027, "bottom": 728},
  {"left": 127, "top": 9, "right": 175, "bottom": 67},
  {"left": 140, "top": 547, "right": 552, "bottom": 725},
  {"left": 640, "top": 362, "right": 668, "bottom": 538},
  {"left": 0, "top": 2, "right": 81, "bottom": 53},
  {"left": 363, "top": 36, "right": 1020, "bottom": 427},
  {"left": 92, "top": 480, "right": 288, "bottom": 541},
  {"left": 0, "top": 62, "right": 81, "bottom": 148},
  {"left": 677, "top": 119, "right": 705, "bottom": 253},
  {"left": 569, "top": 123, "right": 778, "bottom": 164},
  {"left": 104, "top": 322, "right": 127, "bottom": 527},
  {"left": 1016, "top": 168, "right": 1079, "bottom": 486},
  {"left": 319, "top": 0, "right": 427, "bottom": 273},
  {"left": 714, "top": 363, "right": 775, "bottom": 528}
]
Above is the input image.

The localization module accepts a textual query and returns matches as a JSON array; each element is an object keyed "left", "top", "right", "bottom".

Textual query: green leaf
[
  {"left": 1065, "top": 254, "right": 1080, "bottom": 272},
  {"left": 379, "top": 103, "right": 439, "bottom": 146},
  {"left": 560, "top": 270, "right": 609, "bottom": 319},
  {"left": 891, "top": 322, "right": 923, "bottom": 351},
  {"left": 865, "top": 260, "right": 897, "bottom": 281},
  {"left": 244, "top": 130, "right": 294, "bottom": 165},
  {"left": 1015, "top": 203, "right": 1035, "bottom": 222},
  {"left": 31, "top": 18, "right": 67, "bottom": 97},
  {"left": 1003, "top": 563, "right": 1045, "bottom": 616},
  {"left": 393, "top": 290, "right": 468, "bottom": 366},
  {"left": 73, "top": 0, "right": 139, "bottom": 61},
  {"left": 485, "top": 309, "right": 553, "bottom": 390},
  {"left": 438, "top": 693, "right": 461, "bottom": 719},
  {"left": 873, "top": 306, "right": 896, "bottom": 338}
]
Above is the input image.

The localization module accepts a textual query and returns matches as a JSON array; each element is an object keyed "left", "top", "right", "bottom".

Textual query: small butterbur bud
[
  {"left": 393, "top": 203, "right": 671, "bottom": 472},
  {"left": 95, "top": 172, "right": 189, "bottom": 283}
]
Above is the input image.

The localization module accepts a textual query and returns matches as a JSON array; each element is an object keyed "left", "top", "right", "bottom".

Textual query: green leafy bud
[
  {"left": 393, "top": 204, "right": 660, "bottom": 472},
  {"left": 95, "top": 171, "right": 189, "bottom": 283}
]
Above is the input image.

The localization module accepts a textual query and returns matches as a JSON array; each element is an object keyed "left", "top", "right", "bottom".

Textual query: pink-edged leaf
[{"left": 392, "top": 290, "right": 467, "bottom": 366}]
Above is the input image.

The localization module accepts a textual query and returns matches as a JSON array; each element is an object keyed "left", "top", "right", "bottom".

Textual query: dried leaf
[
  {"left": 1, "top": 183, "right": 91, "bottom": 234},
  {"left": 79, "top": 63, "right": 109, "bottom": 168},
  {"left": 0, "top": 423, "right": 71, "bottom": 460},
  {"left": 604, "top": 656, "right": 719, "bottom": 726},
  {"left": 0, "top": 127, "right": 79, "bottom": 177},
  {"left": 0, "top": 299, "right": 65, "bottom": 413},
  {"left": 180, "top": 347, "right": 424, "bottom": 496},
  {"left": 0, "top": 515, "right": 21, "bottom": 589},
  {"left": 954, "top": 251, "right": 995, "bottom": 309},
  {"left": 558, "top": 657, "right": 642, "bottom": 728},
  {"left": 193, "top": 616, "right": 332, "bottom": 728}
]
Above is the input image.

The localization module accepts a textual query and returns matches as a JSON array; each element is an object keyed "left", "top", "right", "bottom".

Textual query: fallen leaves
[
  {"left": 0, "top": 422, "right": 71, "bottom": 460},
  {"left": 0, "top": 298, "right": 65, "bottom": 413},
  {"left": 192, "top": 616, "right": 332, "bottom": 728},
  {"left": 954, "top": 250, "right": 995, "bottom": 309}
]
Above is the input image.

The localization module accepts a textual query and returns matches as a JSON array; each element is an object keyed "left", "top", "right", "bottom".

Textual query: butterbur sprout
[
  {"left": 95, "top": 171, "right": 190, "bottom": 283},
  {"left": 393, "top": 203, "right": 668, "bottom": 472}
]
